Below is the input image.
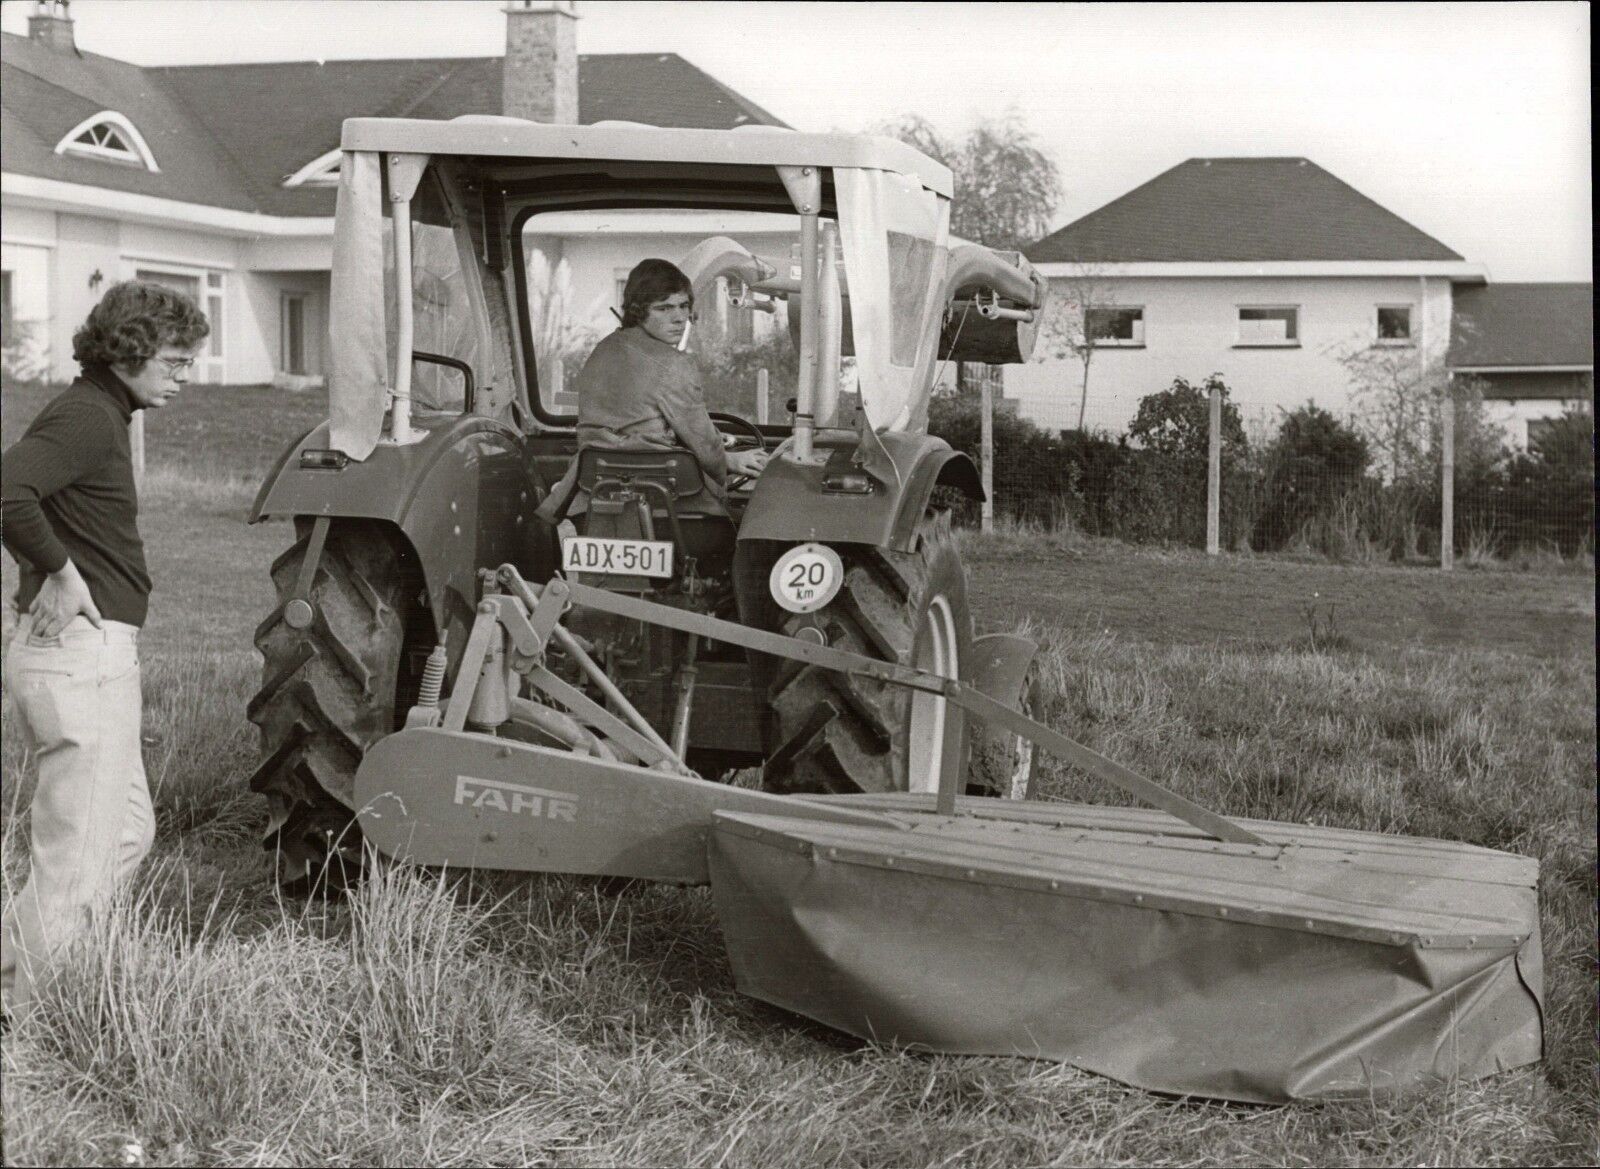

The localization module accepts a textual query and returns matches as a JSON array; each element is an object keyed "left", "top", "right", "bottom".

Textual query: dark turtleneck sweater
[{"left": 2, "top": 364, "right": 152, "bottom": 627}]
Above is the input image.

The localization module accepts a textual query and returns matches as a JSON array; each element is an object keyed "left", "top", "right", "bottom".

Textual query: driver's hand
[{"left": 728, "top": 448, "right": 770, "bottom": 478}]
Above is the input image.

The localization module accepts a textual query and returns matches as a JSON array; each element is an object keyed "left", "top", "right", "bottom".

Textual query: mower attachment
[{"left": 351, "top": 565, "right": 1544, "bottom": 1104}]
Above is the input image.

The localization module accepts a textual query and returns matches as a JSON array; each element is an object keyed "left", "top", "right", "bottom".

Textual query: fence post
[
  {"left": 756, "top": 367, "right": 769, "bottom": 425},
  {"left": 980, "top": 365, "right": 994, "bottom": 533},
  {"left": 130, "top": 412, "right": 145, "bottom": 489},
  {"left": 1205, "top": 378, "right": 1221, "bottom": 555},
  {"left": 1440, "top": 386, "right": 1455, "bottom": 570}
]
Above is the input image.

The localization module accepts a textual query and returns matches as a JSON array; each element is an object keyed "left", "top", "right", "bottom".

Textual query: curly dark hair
[
  {"left": 619, "top": 259, "right": 693, "bottom": 329},
  {"left": 72, "top": 280, "right": 211, "bottom": 368}
]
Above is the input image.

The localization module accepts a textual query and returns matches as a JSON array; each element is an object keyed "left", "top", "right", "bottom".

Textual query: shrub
[
  {"left": 1253, "top": 403, "right": 1371, "bottom": 549},
  {"left": 927, "top": 393, "right": 1081, "bottom": 525},
  {"left": 1126, "top": 374, "right": 1247, "bottom": 460}
]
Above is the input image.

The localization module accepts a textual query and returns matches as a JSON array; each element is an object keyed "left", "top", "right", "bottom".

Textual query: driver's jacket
[{"left": 536, "top": 327, "right": 728, "bottom": 522}]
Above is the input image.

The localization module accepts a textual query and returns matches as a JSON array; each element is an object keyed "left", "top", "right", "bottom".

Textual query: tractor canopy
[{"left": 323, "top": 116, "right": 1040, "bottom": 460}]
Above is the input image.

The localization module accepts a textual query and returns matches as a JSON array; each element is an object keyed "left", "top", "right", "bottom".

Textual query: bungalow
[
  {"left": 1447, "top": 282, "right": 1594, "bottom": 450},
  {"left": 1010, "top": 157, "right": 1487, "bottom": 436},
  {"left": 0, "top": 0, "right": 792, "bottom": 387}
]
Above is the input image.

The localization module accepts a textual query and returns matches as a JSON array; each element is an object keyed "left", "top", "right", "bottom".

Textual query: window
[
  {"left": 55, "top": 111, "right": 159, "bottom": 171},
  {"left": 1086, "top": 306, "right": 1144, "bottom": 346},
  {"left": 1376, "top": 305, "right": 1413, "bottom": 345},
  {"left": 281, "top": 293, "right": 307, "bottom": 375},
  {"left": 136, "top": 268, "right": 200, "bottom": 302},
  {"left": 1237, "top": 306, "right": 1298, "bottom": 346}
]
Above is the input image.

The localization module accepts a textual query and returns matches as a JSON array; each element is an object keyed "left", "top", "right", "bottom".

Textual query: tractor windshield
[
  {"left": 521, "top": 210, "right": 806, "bottom": 425},
  {"left": 517, "top": 165, "right": 950, "bottom": 435}
]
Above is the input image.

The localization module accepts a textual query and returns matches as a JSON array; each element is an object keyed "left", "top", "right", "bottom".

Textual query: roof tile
[
  {"left": 1448, "top": 283, "right": 1594, "bottom": 368},
  {"left": 2, "top": 35, "right": 788, "bottom": 217},
  {"left": 1027, "top": 157, "right": 1462, "bottom": 263}
]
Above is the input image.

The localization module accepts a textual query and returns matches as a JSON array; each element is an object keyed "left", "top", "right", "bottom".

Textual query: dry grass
[{"left": 1, "top": 383, "right": 1594, "bottom": 1165}]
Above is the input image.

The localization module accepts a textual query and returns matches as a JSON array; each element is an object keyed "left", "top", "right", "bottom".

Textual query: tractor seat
[{"left": 576, "top": 448, "right": 706, "bottom": 500}]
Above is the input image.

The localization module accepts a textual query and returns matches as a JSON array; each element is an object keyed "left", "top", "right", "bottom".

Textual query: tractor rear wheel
[
  {"left": 764, "top": 515, "right": 972, "bottom": 795},
  {"left": 247, "top": 520, "right": 412, "bottom": 891}
]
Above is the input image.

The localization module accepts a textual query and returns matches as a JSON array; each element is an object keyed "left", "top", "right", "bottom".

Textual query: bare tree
[
  {"left": 1333, "top": 335, "right": 1504, "bottom": 482},
  {"left": 1036, "top": 262, "right": 1119, "bottom": 431}
]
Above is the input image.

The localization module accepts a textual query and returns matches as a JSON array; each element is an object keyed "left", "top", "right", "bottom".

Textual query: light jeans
[{"left": 2, "top": 614, "right": 153, "bottom": 1016}]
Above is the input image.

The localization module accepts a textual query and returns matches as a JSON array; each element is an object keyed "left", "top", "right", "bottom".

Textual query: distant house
[
  {"left": 1447, "top": 283, "right": 1594, "bottom": 450},
  {"left": 1010, "top": 157, "right": 1487, "bottom": 435},
  {"left": 0, "top": 0, "right": 791, "bottom": 386}
]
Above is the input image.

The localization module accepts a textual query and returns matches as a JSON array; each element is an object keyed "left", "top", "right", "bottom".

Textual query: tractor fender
[
  {"left": 736, "top": 431, "right": 983, "bottom": 554},
  {"left": 250, "top": 415, "right": 537, "bottom": 634},
  {"left": 966, "top": 632, "right": 1041, "bottom": 787},
  {"left": 967, "top": 633, "right": 1039, "bottom": 708}
]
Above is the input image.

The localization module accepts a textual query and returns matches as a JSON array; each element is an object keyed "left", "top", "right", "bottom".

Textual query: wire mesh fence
[{"left": 931, "top": 364, "right": 1594, "bottom": 567}]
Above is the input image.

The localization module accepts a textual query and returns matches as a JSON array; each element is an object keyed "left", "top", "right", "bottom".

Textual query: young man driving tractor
[{"left": 537, "top": 258, "right": 770, "bottom": 523}]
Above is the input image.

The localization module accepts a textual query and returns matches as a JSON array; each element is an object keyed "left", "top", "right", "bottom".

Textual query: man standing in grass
[{"left": 0, "top": 280, "right": 208, "bottom": 1018}]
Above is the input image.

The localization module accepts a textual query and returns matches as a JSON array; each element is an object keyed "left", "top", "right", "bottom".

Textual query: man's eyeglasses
[{"left": 155, "top": 356, "right": 196, "bottom": 374}]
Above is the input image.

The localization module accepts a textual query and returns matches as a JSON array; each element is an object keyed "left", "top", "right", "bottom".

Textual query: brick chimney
[
  {"left": 28, "top": 0, "right": 77, "bottom": 53},
  {"left": 502, "top": 1, "right": 579, "bottom": 124}
]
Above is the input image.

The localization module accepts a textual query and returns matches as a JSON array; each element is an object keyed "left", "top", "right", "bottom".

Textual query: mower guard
[
  {"left": 352, "top": 569, "right": 1544, "bottom": 1104},
  {"left": 709, "top": 798, "right": 1542, "bottom": 1104}
]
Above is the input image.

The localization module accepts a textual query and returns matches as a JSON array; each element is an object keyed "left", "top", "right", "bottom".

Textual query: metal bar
[
  {"left": 129, "top": 412, "right": 145, "bottom": 489},
  {"left": 389, "top": 192, "right": 417, "bottom": 444},
  {"left": 292, "top": 515, "right": 332, "bottom": 603},
  {"left": 670, "top": 634, "right": 700, "bottom": 758},
  {"left": 442, "top": 608, "right": 499, "bottom": 733},
  {"left": 525, "top": 666, "right": 677, "bottom": 770},
  {"left": 980, "top": 370, "right": 994, "bottom": 534},
  {"left": 793, "top": 211, "right": 820, "bottom": 461},
  {"left": 566, "top": 580, "right": 935, "bottom": 692},
  {"left": 562, "top": 578, "right": 1265, "bottom": 845},
  {"left": 498, "top": 571, "right": 680, "bottom": 759},
  {"left": 945, "top": 686, "right": 1268, "bottom": 846},
  {"left": 1440, "top": 388, "right": 1455, "bottom": 571},
  {"left": 507, "top": 695, "right": 617, "bottom": 760},
  {"left": 1206, "top": 380, "right": 1221, "bottom": 556}
]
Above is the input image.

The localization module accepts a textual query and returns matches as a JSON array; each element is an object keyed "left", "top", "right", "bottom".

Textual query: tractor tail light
[
  {"left": 300, "top": 449, "right": 350, "bottom": 470},
  {"left": 822, "top": 469, "right": 873, "bottom": 494}
]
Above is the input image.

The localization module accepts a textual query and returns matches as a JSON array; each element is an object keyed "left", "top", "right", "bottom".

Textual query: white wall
[
  {"left": 1004, "top": 275, "right": 1456, "bottom": 436},
  {"left": 1, "top": 211, "right": 54, "bottom": 378},
  {"left": 0, "top": 201, "right": 332, "bottom": 384},
  {"left": 1483, "top": 397, "right": 1591, "bottom": 451},
  {"left": 234, "top": 270, "right": 329, "bottom": 384}
]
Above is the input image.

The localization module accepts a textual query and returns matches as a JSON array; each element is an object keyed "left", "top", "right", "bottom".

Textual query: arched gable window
[
  {"left": 54, "top": 111, "right": 160, "bottom": 171},
  {"left": 282, "top": 148, "right": 342, "bottom": 188}
]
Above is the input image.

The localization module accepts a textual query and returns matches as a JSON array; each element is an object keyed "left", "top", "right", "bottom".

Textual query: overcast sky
[{"left": 4, "top": 1, "right": 1589, "bottom": 281}]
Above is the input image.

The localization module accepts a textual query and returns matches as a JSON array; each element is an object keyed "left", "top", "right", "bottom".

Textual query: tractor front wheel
[
  {"left": 764, "top": 515, "right": 972, "bottom": 795},
  {"left": 247, "top": 520, "right": 414, "bottom": 892}
]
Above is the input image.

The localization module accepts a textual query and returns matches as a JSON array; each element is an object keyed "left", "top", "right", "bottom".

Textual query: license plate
[{"left": 561, "top": 536, "right": 674, "bottom": 578}]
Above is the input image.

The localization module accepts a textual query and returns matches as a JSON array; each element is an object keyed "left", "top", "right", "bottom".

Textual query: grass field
[{"left": 2, "top": 382, "right": 1595, "bottom": 1166}]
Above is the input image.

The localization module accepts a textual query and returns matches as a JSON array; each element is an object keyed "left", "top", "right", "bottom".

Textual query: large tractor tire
[
  {"left": 247, "top": 520, "right": 414, "bottom": 891},
  {"left": 765, "top": 515, "right": 972, "bottom": 795}
]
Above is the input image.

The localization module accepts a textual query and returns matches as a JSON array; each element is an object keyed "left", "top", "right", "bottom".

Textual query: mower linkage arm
[{"left": 493, "top": 566, "right": 1266, "bottom": 846}]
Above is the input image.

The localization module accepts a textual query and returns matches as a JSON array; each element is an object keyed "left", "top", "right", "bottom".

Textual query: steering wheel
[{"left": 709, "top": 410, "right": 765, "bottom": 452}]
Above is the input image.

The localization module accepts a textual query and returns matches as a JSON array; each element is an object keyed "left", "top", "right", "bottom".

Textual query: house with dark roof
[
  {"left": 1447, "top": 283, "right": 1593, "bottom": 449},
  {"left": 1008, "top": 156, "right": 1488, "bottom": 434},
  {"left": 1, "top": 0, "right": 791, "bottom": 384}
]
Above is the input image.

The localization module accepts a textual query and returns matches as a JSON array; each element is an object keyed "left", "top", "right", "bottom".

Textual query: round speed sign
[{"left": 768, "top": 542, "right": 844, "bottom": 614}]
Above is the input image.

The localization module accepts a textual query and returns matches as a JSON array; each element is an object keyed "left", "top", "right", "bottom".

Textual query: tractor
[
  {"left": 247, "top": 116, "right": 1048, "bottom": 883},
  {"left": 242, "top": 116, "right": 1543, "bottom": 1105}
]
